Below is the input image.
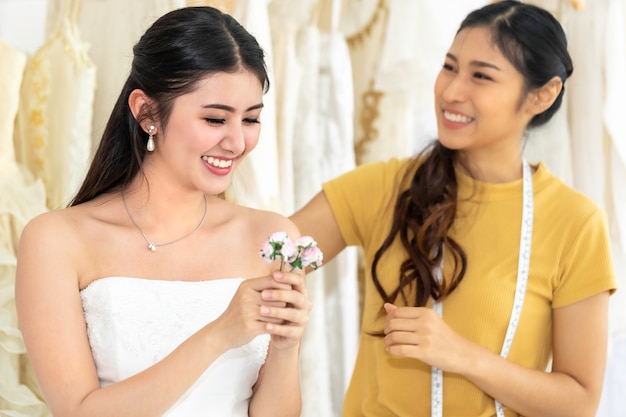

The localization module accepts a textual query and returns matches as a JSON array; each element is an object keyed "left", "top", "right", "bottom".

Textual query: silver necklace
[{"left": 121, "top": 189, "right": 208, "bottom": 252}]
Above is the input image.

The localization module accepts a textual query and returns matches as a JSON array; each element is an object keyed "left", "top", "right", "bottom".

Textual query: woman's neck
[{"left": 455, "top": 152, "right": 524, "bottom": 183}]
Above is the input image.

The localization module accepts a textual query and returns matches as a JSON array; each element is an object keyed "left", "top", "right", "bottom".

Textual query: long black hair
[
  {"left": 371, "top": 0, "right": 573, "bottom": 307},
  {"left": 70, "top": 7, "right": 269, "bottom": 206}
]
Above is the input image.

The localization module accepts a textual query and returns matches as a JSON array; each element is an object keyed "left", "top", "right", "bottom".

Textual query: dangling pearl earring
[{"left": 147, "top": 125, "right": 156, "bottom": 152}]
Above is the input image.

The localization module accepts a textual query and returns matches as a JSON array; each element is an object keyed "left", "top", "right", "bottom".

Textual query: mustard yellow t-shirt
[{"left": 322, "top": 158, "right": 617, "bottom": 417}]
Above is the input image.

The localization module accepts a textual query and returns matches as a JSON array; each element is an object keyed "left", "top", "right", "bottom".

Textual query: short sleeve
[
  {"left": 553, "top": 208, "right": 618, "bottom": 308},
  {"left": 322, "top": 158, "right": 409, "bottom": 248}
]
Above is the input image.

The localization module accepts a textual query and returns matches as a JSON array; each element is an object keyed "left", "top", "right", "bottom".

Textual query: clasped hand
[
  {"left": 216, "top": 271, "right": 312, "bottom": 351},
  {"left": 383, "top": 303, "right": 472, "bottom": 374}
]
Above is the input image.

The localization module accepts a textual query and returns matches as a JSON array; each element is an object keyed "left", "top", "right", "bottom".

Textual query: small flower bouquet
[{"left": 259, "top": 232, "right": 323, "bottom": 271}]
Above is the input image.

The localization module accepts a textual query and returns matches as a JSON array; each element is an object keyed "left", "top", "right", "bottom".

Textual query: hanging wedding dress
[
  {"left": 0, "top": 39, "right": 50, "bottom": 417},
  {"left": 266, "top": 0, "right": 309, "bottom": 215},
  {"left": 341, "top": 0, "right": 388, "bottom": 165},
  {"left": 14, "top": 0, "right": 96, "bottom": 210},
  {"left": 563, "top": 1, "right": 626, "bottom": 415},
  {"left": 345, "top": 0, "right": 487, "bottom": 165},
  {"left": 46, "top": 0, "right": 186, "bottom": 153},
  {"left": 268, "top": 1, "right": 360, "bottom": 415},
  {"left": 566, "top": 0, "right": 609, "bottom": 218},
  {"left": 601, "top": 0, "right": 626, "bottom": 254},
  {"left": 225, "top": 0, "right": 282, "bottom": 212}
]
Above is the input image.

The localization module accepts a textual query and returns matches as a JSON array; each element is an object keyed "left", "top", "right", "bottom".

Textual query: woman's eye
[
  {"left": 243, "top": 118, "right": 260, "bottom": 125},
  {"left": 205, "top": 118, "right": 226, "bottom": 125},
  {"left": 442, "top": 62, "right": 455, "bottom": 72},
  {"left": 474, "top": 72, "right": 492, "bottom": 81}
]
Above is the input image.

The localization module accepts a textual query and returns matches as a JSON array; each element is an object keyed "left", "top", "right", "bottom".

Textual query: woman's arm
[
  {"left": 468, "top": 291, "right": 609, "bottom": 416},
  {"left": 15, "top": 213, "right": 293, "bottom": 417},
  {"left": 384, "top": 291, "right": 610, "bottom": 417},
  {"left": 248, "top": 269, "right": 312, "bottom": 417},
  {"left": 290, "top": 191, "right": 347, "bottom": 265},
  {"left": 247, "top": 217, "right": 313, "bottom": 417}
]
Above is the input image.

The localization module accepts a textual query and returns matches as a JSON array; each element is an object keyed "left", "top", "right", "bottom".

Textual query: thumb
[{"left": 384, "top": 303, "right": 397, "bottom": 313}]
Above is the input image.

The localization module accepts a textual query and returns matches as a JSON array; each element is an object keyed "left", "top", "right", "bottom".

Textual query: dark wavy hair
[
  {"left": 70, "top": 6, "right": 269, "bottom": 206},
  {"left": 371, "top": 0, "right": 573, "bottom": 308}
]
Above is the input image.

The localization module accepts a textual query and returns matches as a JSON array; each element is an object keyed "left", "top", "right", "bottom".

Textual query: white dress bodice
[{"left": 80, "top": 277, "right": 270, "bottom": 416}]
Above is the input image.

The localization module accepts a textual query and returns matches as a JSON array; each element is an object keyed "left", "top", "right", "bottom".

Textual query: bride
[{"left": 15, "top": 6, "right": 312, "bottom": 417}]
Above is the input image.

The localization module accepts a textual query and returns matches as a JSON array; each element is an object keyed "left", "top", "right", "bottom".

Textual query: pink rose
[
  {"left": 300, "top": 246, "right": 323, "bottom": 269},
  {"left": 259, "top": 232, "right": 324, "bottom": 271}
]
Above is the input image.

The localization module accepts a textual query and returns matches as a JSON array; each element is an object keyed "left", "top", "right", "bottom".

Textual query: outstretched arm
[{"left": 290, "top": 191, "right": 347, "bottom": 266}]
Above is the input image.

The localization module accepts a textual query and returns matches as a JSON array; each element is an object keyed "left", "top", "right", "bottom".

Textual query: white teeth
[
  {"left": 443, "top": 111, "right": 474, "bottom": 123},
  {"left": 202, "top": 156, "right": 233, "bottom": 168}
]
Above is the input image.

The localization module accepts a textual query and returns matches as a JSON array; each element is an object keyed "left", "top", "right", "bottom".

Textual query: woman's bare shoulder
[
  {"left": 19, "top": 197, "right": 117, "bottom": 260},
  {"left": 21, "top": 206, "right": 82, "bottom": 243},
  {"left": 238, "top": 205, "right": 302, "bottom": 239}
]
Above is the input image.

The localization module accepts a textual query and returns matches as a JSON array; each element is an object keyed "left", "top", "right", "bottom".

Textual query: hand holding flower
[
  {"left": 257, "top": 232, "right": 320, "bottom": 349},
  {"left": 259, "top": 232, "right": 323, "bottom": 271}
]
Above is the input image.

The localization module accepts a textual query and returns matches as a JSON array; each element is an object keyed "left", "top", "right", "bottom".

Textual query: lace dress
[
  {"left": 80, "top": 277, "right": 270, "bottom": 416},
  {"left": 0, "top": 39, "right": 50, "bottom": 417}
]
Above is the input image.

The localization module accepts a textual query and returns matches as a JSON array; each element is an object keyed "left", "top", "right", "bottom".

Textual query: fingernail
[
  {"left": 273, "top": 271, "right": 284, "bottom": 280},
  {"left": 262, "top": 290, "right": 272, "bottom": 299},
  {"left": 260, "top": 306, "right": 270, "bottom": 314}
]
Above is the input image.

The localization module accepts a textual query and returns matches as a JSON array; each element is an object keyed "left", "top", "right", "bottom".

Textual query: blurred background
[{"left": 1, "top": 0, "right": 624, "bottom": 416}]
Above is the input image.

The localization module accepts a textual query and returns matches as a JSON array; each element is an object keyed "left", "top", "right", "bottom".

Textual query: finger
[
  {"left": 384, "top": 330, "right": 419, "bottom": 347},
  {"left": 386, "top": 306, "right": 430, "bottom": 319},
  {"left": 243, "top": 276, "right": 293, "bottom": 292},
  {"left": 256, "top": 316, "right": 285, "bottom": 324},
  {"left": 272, "top": 270, "right": 306, "bottom": 293},
  {"left": 384, "top": 317, "right": 420, "bottom": 334},
  {"left": 264, "top": 321, "right": 305, "bottom": 340},
  {"left": 259, "top": 304, "right": 308, "bottom": 327},
  {"left": 384, "top": 303, "right": 397, "bottom": 313},
  {"left": 259, "top": 298, "right": 287, "bottom": 308},
  {"left": 260, "top": 289, "right": 288, "bottom": 306},
  {"left": 386, "top": 343, "right": 419, "bottom": 358},
  {"left": 261, "top": 288, "right": 308, "bottom": 310}
]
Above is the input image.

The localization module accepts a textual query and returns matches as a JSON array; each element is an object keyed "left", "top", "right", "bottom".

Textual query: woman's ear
[
  {"left": 528, "top": 76, "right": 563, "bottom": 116},
  {"left": 128, "top": 89, "right": 155, "bottom": 131}
]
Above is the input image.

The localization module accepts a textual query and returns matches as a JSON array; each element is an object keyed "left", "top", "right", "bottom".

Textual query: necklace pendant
[{"left": 122, "top": 189, "right": 207, "bottom": 252}]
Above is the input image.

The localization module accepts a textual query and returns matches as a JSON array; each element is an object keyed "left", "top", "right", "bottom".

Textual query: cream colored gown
[
  {"left": 13, "top": 11, "right": 96, "bottom": 210},
  {"left": 0, "top": 39, "right": 50, "bottom": 417}
]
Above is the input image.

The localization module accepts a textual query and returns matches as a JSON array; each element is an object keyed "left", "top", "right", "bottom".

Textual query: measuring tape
[{"left": 431, "top": 160, "right": 534, "bottom": 417}]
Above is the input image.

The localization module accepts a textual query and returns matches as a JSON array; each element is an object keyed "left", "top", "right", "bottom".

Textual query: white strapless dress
[{"left": 80, "top": 277, "right": 270, "bottom": 416}]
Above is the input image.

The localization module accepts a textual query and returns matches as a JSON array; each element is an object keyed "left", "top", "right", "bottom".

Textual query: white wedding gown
[{"left": 80, "top": 277, "right": 270, "bottom": 416}]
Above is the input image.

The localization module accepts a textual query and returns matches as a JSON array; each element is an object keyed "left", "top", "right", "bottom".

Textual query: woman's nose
[
  {"left": 441, "top": 73, "right": 467, "bottom": 103},
  {"left": 222, "top": 123, "right": 247, "bottom": 155}
]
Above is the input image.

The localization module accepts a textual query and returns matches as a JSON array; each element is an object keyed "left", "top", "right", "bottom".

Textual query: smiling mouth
[
  {"left": 443, "top": 110, "right": 475, "bottom": 123},
  {"left": 201, "top": 156, "right": 233, "bottom": 168}
]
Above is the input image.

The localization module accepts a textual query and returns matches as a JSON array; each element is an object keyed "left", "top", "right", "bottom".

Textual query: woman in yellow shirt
[{"left": 291, "top": 1, "right": 617, "bottom": 416}]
